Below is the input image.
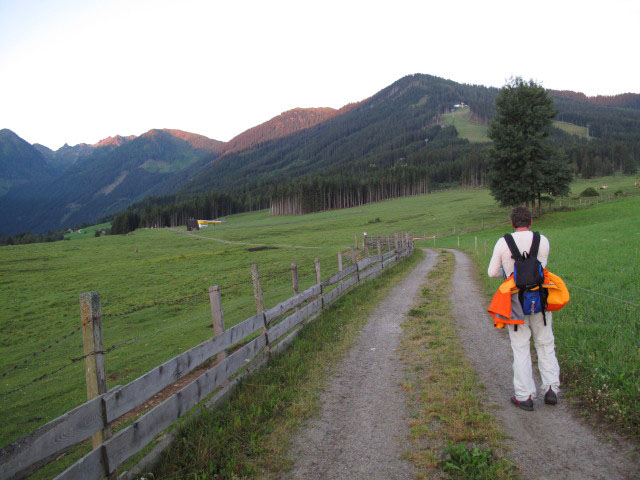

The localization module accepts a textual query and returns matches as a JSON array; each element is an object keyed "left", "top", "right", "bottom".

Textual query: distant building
[{"left": 187, "top": 219, "right": 199, "bottom": 231}]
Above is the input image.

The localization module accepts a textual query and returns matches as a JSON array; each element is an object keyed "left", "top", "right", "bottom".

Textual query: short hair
[{"left": 510, "top": 206, "right": 532, "bottom": 228}]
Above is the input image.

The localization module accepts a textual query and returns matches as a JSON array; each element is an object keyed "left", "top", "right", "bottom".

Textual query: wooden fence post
[
  {"left": 387, "top": 235, "right": 391, "bottom": 252},
  {"left": 474, "top": 236, "right": 478, "bottom": 252},
  {"left": 251, "top": 264, "right": 269, "bottom": 353},
  {"left": 80, "top": 292, "right": 111, "bottom": 449},
  {"left": 394, "top": 234, "right": 399, "bottom": 249},
  {"left": 208, "top": 286, "right": 226, "bottom": 363},
  {"left": 314, "top": 258, "right": 321, "bottom": 284},
  {"left": 314, "top": 258, "right": 324, "bottom": 307},
  {"left": 376, "top": 239, "right": 381, "bottom": 257},
  {"left": 484, "top": 240, "right": 487, "bottom": 256},
  {"left": 457, "top": 236, "right": 460, "bottom": 247},
  {"left": 291, "top": 262, "right": 299, "bottom": 295},
  {"left": 338, "top": 251, "right": 343, "bottom": 272},
  {"left": 291, "top": 262, "right": 300, "bottom": 312},
  {"left": 351, "top": 247, "right": 356, "bottom": 265}
]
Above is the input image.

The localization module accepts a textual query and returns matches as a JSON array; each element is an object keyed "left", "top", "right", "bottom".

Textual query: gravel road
[
  {"left": 283, "top": 250, "right": 439, "bottom": 480},
  {"left": 449, "top": 249, "right": 639, "bottom": 480}
]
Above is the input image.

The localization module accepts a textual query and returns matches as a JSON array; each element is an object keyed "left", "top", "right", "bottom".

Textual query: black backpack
[{"left": 503, "top": 232, "right": 548, "bottom": 328}]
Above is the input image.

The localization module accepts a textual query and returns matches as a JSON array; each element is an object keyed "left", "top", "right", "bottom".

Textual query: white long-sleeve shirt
[{"left": 488, "top": 230, "right": 550, "bottom": 279}]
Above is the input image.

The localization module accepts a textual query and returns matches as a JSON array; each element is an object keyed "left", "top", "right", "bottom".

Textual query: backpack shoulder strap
[
  {"left": 503, "top": 234, "right": 521, "bottom": 260},
  {"left": 530, "top": 231, "right": 541, "bottom": 258}
]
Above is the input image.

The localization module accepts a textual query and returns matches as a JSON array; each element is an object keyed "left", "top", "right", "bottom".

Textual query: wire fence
[
  {"left": 564, "top": 282, "right": 639, "bottom": 308},
  {"left": 3, "top": 238, "right": 636, "bottom": 403},
  {"left": 0, "top": 324, "right": 83, "bottom": 379},
  {"left": 0, "top": 252, "right": 342, "bottom": 401}
]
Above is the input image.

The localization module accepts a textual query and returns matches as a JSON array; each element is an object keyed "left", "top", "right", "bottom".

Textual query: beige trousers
[{"left": 508, "top": 312, "right": 560, "bottom": 401}]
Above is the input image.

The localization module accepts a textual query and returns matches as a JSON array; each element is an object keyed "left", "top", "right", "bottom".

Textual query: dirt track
[
  {"left": 283, "top": 249, "right": 638, "bottom": 479},
  {"left": 283, "top": 250, "right": 439, "bottom": 479},
  {"left": 449, "top": 249, "right": 639, "bottom": 480}
]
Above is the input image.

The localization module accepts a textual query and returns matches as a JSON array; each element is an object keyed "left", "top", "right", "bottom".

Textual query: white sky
[{"left": 1, "top": 0, "right": 638, "bottom": 150}]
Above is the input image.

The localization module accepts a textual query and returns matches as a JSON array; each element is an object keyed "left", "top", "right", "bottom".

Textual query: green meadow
[
  {"left": 1, "top": 174, "right": 638, "bottom": 448},
  {"left": 0, "top": 187, "right": 511, "bottom": 447}
]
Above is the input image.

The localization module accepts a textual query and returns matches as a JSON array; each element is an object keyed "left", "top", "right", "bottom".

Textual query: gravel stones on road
[{"left": 284, "top": 250, "right": 438, "bottom": 480}]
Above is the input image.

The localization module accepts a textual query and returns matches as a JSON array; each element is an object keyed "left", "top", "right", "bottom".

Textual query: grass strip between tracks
[
  {"left": 141, "top": 249, "right": 424, "bottom": 479},
  {"left": 400, "top": 250, "right": 519, "bottom": 480}
]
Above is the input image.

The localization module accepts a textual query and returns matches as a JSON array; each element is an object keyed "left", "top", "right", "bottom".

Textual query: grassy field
[
  {"left": 553, "top": 120, "right": 591, "bottom": 139},
  {"left": 440, "top": 106, "right": 490, "bottom": 143},
  {"left": 0, "top": 188, "right": 515, "bottom": 447},
  {"left": 1, "top": 174, "right": 638, "bottom": 450},
  {"left": 429, "top": 189, "right": 640, "bottom": 435}
]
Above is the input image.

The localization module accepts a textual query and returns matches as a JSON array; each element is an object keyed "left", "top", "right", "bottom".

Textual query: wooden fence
[{"left": 0, "top": 237, "right": 414, "bottom": 480}]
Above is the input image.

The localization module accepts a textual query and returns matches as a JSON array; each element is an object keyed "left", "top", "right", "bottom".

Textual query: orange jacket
[{"left": 488, "top": 269, "right": 570, "bottom": 328}]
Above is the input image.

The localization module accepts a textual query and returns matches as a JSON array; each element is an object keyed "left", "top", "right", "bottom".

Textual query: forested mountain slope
[
  {"left": 183, "top": 74, "right": 497, "bottom": 193},
  {"left": 0, "top": 129, "right": 55, "bottom": 194},
  {"left": 2, "top": 74, "right": 639, "bottom": 235},
  {"left": 0, "top": 129, "right": 222, "bottom": 234}
]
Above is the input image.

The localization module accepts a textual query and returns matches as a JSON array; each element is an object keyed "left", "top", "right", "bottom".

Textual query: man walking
[{"left": 488, "top": 206, "right": 560, "bottom": 411}]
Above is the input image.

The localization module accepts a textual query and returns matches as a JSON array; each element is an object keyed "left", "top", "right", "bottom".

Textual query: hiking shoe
[
  {"left": 544, "top": 388, "right": 558, "bottom": 405},
  {"left": 511, "top": 396, "right": 534, "bottom": 411}
]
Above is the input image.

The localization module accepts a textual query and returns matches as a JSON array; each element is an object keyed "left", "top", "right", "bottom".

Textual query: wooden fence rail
[{"left": 0, "top": 236, "right": 413, "bottom": 480}]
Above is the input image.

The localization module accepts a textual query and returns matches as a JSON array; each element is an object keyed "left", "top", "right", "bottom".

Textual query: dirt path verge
[
  {"left": 166, "top": 227, "right": 321, "bottom": 249},
  {"left": 283, "top": 250, "right": 439, "bottom": 479},
  {"left": 449, "top": 249, "right": 639, "bottom": 480}
]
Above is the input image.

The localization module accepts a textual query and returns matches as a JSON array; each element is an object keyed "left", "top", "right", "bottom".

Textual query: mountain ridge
[{"left": 2, "top": 74, "right": 639, "bottom": 235}]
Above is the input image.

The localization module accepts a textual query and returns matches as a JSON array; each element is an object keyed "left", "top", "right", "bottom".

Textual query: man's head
[{"left": 510, "top": 206, "right": 532, "bottom": 228}]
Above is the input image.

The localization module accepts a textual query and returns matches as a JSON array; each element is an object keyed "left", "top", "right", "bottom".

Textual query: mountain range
[{"left": 2, "top": 74, "right": 639, "bottom": 236}]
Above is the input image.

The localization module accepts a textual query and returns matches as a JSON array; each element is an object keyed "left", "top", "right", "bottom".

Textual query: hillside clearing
[
  {"left": 440, "top": 106, "right": 490, "bottom": 143},
  {"left": 554, "top": 120, "right": 591, "bottom": 139}
]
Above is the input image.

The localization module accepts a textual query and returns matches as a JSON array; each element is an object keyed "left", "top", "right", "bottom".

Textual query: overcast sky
[{"left": 1, "top": 0, "right": 638, "bottom": 150}]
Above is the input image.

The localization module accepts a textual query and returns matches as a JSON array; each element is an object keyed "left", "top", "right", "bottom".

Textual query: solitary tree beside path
[{"left": 487, "top": 77, "right": 572, "bottom": 213}]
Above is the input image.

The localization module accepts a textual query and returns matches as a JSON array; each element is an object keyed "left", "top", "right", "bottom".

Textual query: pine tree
[{"left": 487, "top": 78, "right": 572, "bottom": 213}]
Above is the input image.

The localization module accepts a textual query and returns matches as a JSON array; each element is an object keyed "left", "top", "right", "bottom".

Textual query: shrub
[
  {"left": 579, "top": 187, "right": 599, "bottom": 197},
  {"left": 614, "top": 189, "right": 624, "bottom": 197}
]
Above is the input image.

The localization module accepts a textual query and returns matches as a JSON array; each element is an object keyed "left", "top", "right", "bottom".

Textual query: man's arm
[
  {"left": 487, "top": 239, "right": 504, "bottom": 278},
  {"left": 538, "top": 235, "right": 550, "bottom": 268}
]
